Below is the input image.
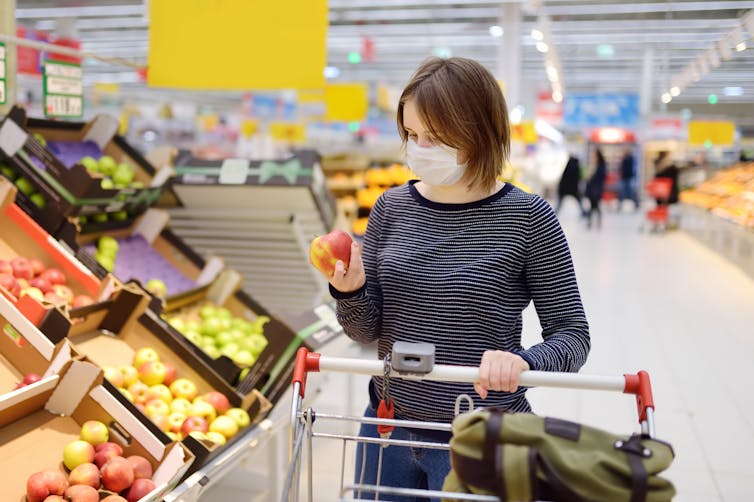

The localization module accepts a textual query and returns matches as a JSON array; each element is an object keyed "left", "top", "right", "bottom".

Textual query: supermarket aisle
[{"left": 202, "top": 201, "right": 754, "bottom": 502}]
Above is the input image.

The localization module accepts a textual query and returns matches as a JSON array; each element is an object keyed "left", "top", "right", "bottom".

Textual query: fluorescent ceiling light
[
  {"left": 661, "top": 93, "right": 672, "bottom": 104},
  {"left": 489, "top": 25, "right": 504, "bottom": 38},
  {"left": 596, "top": 44, "right": 614, "bottom": 58},
  {"left": 551, "top": 90, "right": 563, "bottom": 103},
  {"left": 536, "top": 42, "right": 549, "bottom": 53},
  {"left": 670, "top": 86, "right": 680, "bottom": 97},
  {"left": 324, "top": 66, "right": 340, "bottom": 79},
  {"left": 723, "top": 86, "right": 744, "bottom": 96},
  {"left": 736, "top": 41, "right": 747, "bottom": 51},
  {"left": 531, "top": 29, "right": 544, "bottom": 41}
]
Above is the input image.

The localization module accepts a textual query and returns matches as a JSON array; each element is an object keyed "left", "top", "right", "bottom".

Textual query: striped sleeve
[
  {"left": 332, "top": 194, "right": 385, "bottom": 344},
  {"left": 520, "top": 197, "right": 590, "bottom": 372}
]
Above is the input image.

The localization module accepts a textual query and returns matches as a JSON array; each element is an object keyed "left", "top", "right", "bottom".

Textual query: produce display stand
[
  {"left": 162, "top": 148, "right": 334, "bottom": 315},
  {"left": 0, "top": 106, "right": 172, "bottom": 235},
  {"left": 680, "top": 203, "right": 754, "bottom": 279}
]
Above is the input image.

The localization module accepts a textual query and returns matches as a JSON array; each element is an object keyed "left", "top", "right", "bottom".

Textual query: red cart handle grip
[
  {"left": 623, "top": 370, "right": 655, "bottom": 423},
  {"left": 292, "top": 347, "right": 321, "bottom": 398}
]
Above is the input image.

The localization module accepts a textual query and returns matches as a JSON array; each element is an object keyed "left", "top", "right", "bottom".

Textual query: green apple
[
  {"left": 238, "top": 367, "right": 250, "bottom": 382},
  {"left": 185, "top": 320, "right": 201, "bottom": 333},
  {"left": 205, "top": 431, "right": 227, "bottom": 445},
  {"left": 92, "top": 213, "right": 109, "bottom": 223},
  {"left": 130, "top": 181, "right": 144, "bottom": 189},
  {"left": 100, "top": 178, "right": 115, "bottom": 190},
  {"left": 216, "top": 308, "right": 232, "bottom": 320},
  {"left": 214, "top": 330, "right": 235, "bottom": 347},
  {"left": 145, "top": 278, "right": 167, "bottom": 298},
  {"left": 93, "top": 251, "right": 114, "bottom": 272},
  {"left": 111, "top": 210, "right": 129, "bottom": 221},
  {"left": 232, "top": 350, "right": 255, "bottom": 366},
  {"left": 199, "top": 305, "right": 217, "bottom": 321},
  {"left": 15, "top": 177, "right": 35, "bottom": 196},
  {"left": 224, "top": 408, "right": 251, "bottom": 429},
  {"left": 0, "top": 165, "right": 17, "bottom": 180},
  {"left": 112, "top": 163, "right": 135, "bottom": 186},
  {"left": 168, "top": 317, "right": 186, "bottom": 332},
  {"left": 183, "top": 330, "right": 202, "bottom": 346},
  {"left": 80, "top": 156, "right": 99, "bottom": 173},
  {"left": 98, "top": 155, "right": 117, "bottom": 176},
  {"left": 29, "top": 192, "right": 46, "bottom": 209},
  {"left": 201, "top": 317, "right": 223, "bottom": 337},
  {"left": 204, "top": 345, "right": 220, "bottom": 359},
  {"left": 32, "top": 132, "right": 47, "bottom": 146},
  {"left": 98, "top": 236, "right": 119, "bottom": 255},
  {"left": 250, "top": 315, "right": 271, "bottom": 332},
  {"left": 220, "top": 343, "right": 240, "bottom": 359},
  {"left": 209, "top": 415, "right": 238, "bottom": 439},
  {"left": 245, "top": 334, "right": 269, "bottom": 357}
]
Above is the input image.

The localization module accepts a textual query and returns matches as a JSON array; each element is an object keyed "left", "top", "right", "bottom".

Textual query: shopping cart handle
[{"left": 292, "top": 347, "right": 321, "bottom": 398}]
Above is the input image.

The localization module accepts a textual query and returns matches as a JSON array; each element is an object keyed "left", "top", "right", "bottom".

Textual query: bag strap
[
  {"left": 536, "top": 452, "right": 584, "bottom": 502},
  {"left": 616, "top": 435, "right": 649, "bottom": 502},
  {"left": 484, "top": 411, "right": 506, "bottom": 499}
]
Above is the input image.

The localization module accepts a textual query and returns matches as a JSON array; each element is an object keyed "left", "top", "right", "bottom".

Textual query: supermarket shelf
[{"left": 167, "top": 207, "right": 329, "bottom": 315}]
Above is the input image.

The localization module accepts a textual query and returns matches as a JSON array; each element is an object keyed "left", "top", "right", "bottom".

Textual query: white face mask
[{"left": 406, "top": 141, "right": 466, "bottom": 186}]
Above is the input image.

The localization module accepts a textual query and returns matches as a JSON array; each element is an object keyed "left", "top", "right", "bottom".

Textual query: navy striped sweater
[{"left": 331, "top": 180, "right": 590, "bottom": 423}]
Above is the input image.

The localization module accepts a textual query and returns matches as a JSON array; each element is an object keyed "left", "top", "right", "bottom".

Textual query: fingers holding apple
[{"left": 330, "top": 241, "right": 366, "bottom": 294}]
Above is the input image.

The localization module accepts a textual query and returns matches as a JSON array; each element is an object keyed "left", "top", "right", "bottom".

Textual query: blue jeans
[
  {"left": 618, "top": 179, "right": 639, "bottom": 209},
  {"left": 353, "top": 404, "right": 451, "bottom": 501}
]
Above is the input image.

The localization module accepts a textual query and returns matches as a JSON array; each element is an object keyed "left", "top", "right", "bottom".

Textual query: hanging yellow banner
[
  {"left": 148, "top": 0, "right": 328, "bottom": 90},
  {"left": 688, "top": 121, "right": 735, "bottom": 146},
  {"left": 325, "top": 83, "right": 368, "bottom": 122},
  {"left": 511, "top": 121, "right": 537, "bottom": 144},
  {"left": 269, "top": 122, "right": 307, "bottom": 143}
]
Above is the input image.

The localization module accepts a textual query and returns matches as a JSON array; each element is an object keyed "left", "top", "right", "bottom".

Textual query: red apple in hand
[
  {"left": 309, "top": 230, "right": 353, "bottom": 277},
  {"left": 26, "top": 469, "right": 68, "bottom": 502}
]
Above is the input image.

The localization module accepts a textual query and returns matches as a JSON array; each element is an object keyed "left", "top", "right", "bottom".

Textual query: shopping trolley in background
[
  {"left": 642, "top": 178, "right": 674, "bottom": 233},
  {"left": 282, "top": 342, "right": 660, "bottom": 502}
]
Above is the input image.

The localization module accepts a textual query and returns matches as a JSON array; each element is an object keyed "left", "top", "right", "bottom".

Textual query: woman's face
[{"left": 403, "top": 99, "right": 467, "bottom": 163}]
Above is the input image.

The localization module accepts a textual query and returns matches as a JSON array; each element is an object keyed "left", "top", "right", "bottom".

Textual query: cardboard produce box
[
  {"left": 60, "top": 208, "right": 223, "bottom": 310},
  {"left": 66, "top": 286, "right": 272, "bottom": 472},
  {"left": 0, "top": 359, "right": 194, "bottom": 502},
  {"left": 155, "top": 269, "right": 298, "bottom": 403},
  {"left": 0, "top": 106, "right": 173, "bottom": 233},
  {"left": 0, "top": 178, "right": 114, "bottom": 324}
]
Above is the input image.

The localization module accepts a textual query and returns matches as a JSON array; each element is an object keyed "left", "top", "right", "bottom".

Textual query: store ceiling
[{"left": 13, "top": 0, "right": 754, "bottom": 121}]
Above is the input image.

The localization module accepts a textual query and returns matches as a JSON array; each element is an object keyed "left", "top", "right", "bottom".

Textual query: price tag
[
  {"left": 45, "top": 95, "right": 83, "bottom": 118},
  {"left": 219, "top": 158, "right": 249, "bottom": 184},
  {"left": 0, "top": 81, "right": 5, "bottom": 106},
  {"left": 0, "top": 42, "right": 5, "bottom": 105},
  {"left": 43, "top": 60, "right": 83, "bottom": 118}
]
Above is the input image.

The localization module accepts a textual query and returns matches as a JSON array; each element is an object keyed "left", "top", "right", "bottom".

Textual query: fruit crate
[
  {"left": 153, "top": 269, "right": 299, "bottom": 403},
  {"left": 65, "top": 285, "right": 273, "bottom": 474},
  {"left": 0, "top": 106, "right": 173, "bottom": 233},
  {"left": 0, "top": 358, "right": 194, "bottom": 502},
  {"left": 0, "top": 179, "right": 116, "bottom": 323},
  {"left": 60, "top": 207, "right": 224, "bottom": 310}
]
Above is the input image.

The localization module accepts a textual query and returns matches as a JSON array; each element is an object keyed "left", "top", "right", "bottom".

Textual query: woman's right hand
[{"left": 329, "top": 241, "right": 366, "bottom": 293}]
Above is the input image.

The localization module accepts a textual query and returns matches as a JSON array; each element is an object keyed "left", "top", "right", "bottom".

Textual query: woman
[
  {"left": 315, "top": 57, "right": 590, "bottom": 500},
  {"left": 585, "top": 148, "right": 607, "bottom": 229}
]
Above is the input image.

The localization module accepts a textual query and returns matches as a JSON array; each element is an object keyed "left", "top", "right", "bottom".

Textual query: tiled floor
[{"left": 199, "top": 200, "right": 754, "bottom": 501}]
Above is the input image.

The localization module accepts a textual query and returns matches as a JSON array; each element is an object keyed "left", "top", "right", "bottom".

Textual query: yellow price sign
[
  {"left": 325, "top": 83, "right": 368, "bottom": 122},
  {"left": 241, "top": 119, "right": 259, "bottom": 138},
  {"left": 511, "top": 121, "right": 537, "bottom": 144},
  {"left": 688, "top": 121, "right": 735, "bottom": 146},
  {"left": 269, "top": 122, "right": 307, "bottom": 143}
]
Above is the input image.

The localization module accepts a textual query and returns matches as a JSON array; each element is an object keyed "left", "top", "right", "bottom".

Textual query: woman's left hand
[{"left": 474, "top": 350, "right": 530, "bottom": 399}]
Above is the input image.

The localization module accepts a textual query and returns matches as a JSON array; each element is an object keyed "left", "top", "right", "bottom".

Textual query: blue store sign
[{"left": 563, "top": 94, "right": 639, "bottom": 127}]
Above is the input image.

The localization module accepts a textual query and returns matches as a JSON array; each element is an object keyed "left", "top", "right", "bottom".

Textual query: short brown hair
[{"left": 397, "top": 57, "right": 510, "bottom": 193}]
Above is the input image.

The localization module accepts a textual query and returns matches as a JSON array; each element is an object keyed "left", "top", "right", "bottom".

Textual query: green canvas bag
[{"left": 442, "top": 409, "right": 675, "bottom": 502}]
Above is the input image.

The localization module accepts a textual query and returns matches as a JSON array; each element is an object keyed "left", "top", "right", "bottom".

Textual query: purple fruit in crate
[
  {"left": 98, "top": 155, "right": 117, "bottom": 176},
  {"left": 145, "top": 278, "right": 167, "bottom": 298},
  {"left": 80, "top": 156, "right": 99, "bottom": 173}
]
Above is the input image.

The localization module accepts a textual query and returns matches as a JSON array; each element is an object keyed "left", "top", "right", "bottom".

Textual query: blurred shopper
[
  {"left": 654, "top": 151, "right": 680, "bottom": 204},
  {"left": 618, "top": 147, "right": 639, "bottom": 211},
  {"left": 585, "top": 148, "right": 607, "bottom": 229},
  {"left": 555, "top": 154, "right": 586, "bottom": 216},
  {"left": 313, "top": 56, "right": 590, "bottom": 500}
]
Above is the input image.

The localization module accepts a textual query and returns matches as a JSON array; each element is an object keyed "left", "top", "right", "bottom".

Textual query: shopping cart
[
  {"left": 642, "top": 178, "right": 673, "bottom": 233},
  {"left": 282, "top": 343, "right": 659, "bottom": 502}
]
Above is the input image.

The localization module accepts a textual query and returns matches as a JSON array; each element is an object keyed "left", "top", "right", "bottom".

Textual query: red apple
[
  {"left": 202, "top": 391, "right": 231, "bottom": 414},
  {"left": 93, "top": 442, "right": 123, "bottom": 469},
  {"left": 144, "top": 398, "right": 171, "bottom": 418},
  {"left": 26, "top": 469, "right": 68, "bottom": 502},
  {"left": 101, "top": 496, "right": 128, "bottom": 502},
  {"left": 23, "top": 373, "right": 42, "bottom": 385},
  {"left": 40, "top": 267, "right": 66, "bottom": 285},
  {"left": 29, "top": 276, "right": 53, "bottom": 293},
  {"left": 80, "top": 420, "right": 109, "bottom": 445},
  {"left": 21, "top": 286, "right": 45, "bottom": 301},
  {"left": 119, "top": 365, "right": 139, "bottom": 387},
  {"left": 169, "top": 378, "right": 198, "bottom": 401},
  {"left": 146, "top": 384, "right": 172, "bottom": 404},
  {"left": 181, "top": 416, "right": 209, "bottom": 436},
  {"left": 52, "top": 284, "right": 74, "bottom": 303},
  {"left": 0, "top": 259, "right": 12, "bottom": 275},
  {"left": 72, "top": 295, "right": 95, "bottom": 308},
  {"left": 29, "top": 258, "right": 45, "bottom": 276},
  {"left": 68, "top": 462, "right": 100, "bottom": 489},
  {"left": 11, "top": 256, "right": 33, "bottom": 279},
  {"left": 63, "top": 440, "right": 95, "bottom": 470},
  {"left": 125, "top": 455, "right": 153, "bottom": 480},
  {"left": 132, "top": 347, "right": 159, "bottom": 369},
  {"left": 103, "top": 366, "right": 124, "bottom": 387},
  {"left": 167, "top": 412, "right": 187, "bottom": 433},
  {"left": 128, "top": 381, "right": 150, "bottom": 404},
  {"left": 44, "top": 291, "right": 67, "bottom": 306},
  {"left": 162, "top": 361, "right": 177, "bottom": 386},
  {"left": 138, "top": 360, "right": 167, "bottom": 386},
  {"left": 43, "top": 496, "right": 65, "bottom": 502},
  {"left": 100, "top": 456, "right": 135, "bottom": 492},
  {"left": 0, "top": 273, "right": 20, "bottom": 297},
  {"left": 64, "top": 484, "right": 99, "bottom": 502},
  {"left": 124, "top": 478, "right": 157, "bottom": 502},
  {"left": 309, "top": 230, "right": 353, "bottom": 278},
  {"left": 190, "top": 399, "right": 217, "bottom": 422}
]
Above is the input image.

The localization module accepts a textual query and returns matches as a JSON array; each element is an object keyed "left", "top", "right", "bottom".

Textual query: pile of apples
[
  {"left": 79, "top": 155, "right": 142, "bottom": 191},
  {"left": 166, "top": 304, "right": 269, "bottom": 367},
  {"left": 25, "top": 420, "right": 156, "bottom": 502},
  {"left": 0, "top": 256, "right": 95, "bottom": 309},
  {"left": 105, "top": 347, "right": 251, "bottom": 446}
]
